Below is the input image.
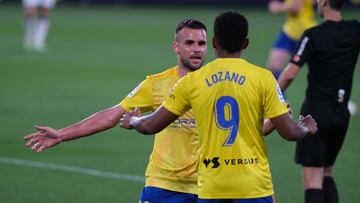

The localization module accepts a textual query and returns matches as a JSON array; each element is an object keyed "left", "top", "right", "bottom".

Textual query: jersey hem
[
  {"left": 198, "top": 191, "right": 274, "bottom": 199},
  {"left": 145, "top": 179, "right": 198, "bottom": 194}
]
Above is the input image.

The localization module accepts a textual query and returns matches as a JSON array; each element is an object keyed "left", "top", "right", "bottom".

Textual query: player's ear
[
  {"left": 212, "top": 36, "right": 217, "bottom": 49},
  {"left": 242, "top": 38, "right": 249, "bottom": 50},
  {"left": 172, "top": 41, "right": 179, "bottom": 54}
]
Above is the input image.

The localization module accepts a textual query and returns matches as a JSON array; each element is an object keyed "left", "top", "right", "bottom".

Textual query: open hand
[{"left": 24, "top": 126, "right": 62, "bottom": 153}]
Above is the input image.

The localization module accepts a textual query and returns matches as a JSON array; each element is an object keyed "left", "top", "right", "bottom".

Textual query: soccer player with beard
[{"left": 25, "top": 19, "right": 207, "bottom": 203}]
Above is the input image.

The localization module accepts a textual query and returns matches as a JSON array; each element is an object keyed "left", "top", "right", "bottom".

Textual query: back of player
[
  {"left": 278, "top": 0, "right": 360, "bottom": 201},
  {"left": 291, "top": 17, "right": 360, "bottom": 171},
  {"left": 164, "top": 58, "right": 287, "bottom": 199},
  {"left": 165, "top": 58, "right": 288, "bottom": 200}
]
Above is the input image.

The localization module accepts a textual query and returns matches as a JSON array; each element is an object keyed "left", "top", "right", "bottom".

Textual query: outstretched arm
[
  {"left": 270, "top": 113, "right": 317, "bottom": 141},
  {"left": 24, "top": 105, "right": 125, "bottom": 152},
  {"left": 120, "top": 106, "right": 179, "bottom": 135}
]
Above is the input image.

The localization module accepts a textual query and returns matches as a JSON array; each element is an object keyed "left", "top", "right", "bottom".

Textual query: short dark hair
[
  {"left": 328, "top": 0, "right": 347, "bottom": 10},
  {"left": 214, "top": 11, "right": 248, "bottom": 53},
  {"left": 175, "top": 19, "right": 207, "bottom": 34}
]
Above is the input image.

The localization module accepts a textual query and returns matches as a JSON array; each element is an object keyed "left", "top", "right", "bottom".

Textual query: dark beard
[{"left": 181, "top": 58, "right": 202, "bottom": 72}]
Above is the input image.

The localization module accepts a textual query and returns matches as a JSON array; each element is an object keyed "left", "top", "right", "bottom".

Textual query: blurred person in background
[
  {"left": 278, "top": 0, "right": 360, "bottom": 202},
  {"left": 267, "top": 0, "right": 317, "bottom": 80},
  {"left": 23, "top": 0, "right": 56, "bottom": 52}
]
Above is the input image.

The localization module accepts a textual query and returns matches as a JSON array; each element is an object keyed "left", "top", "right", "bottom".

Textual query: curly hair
[{"left": 214, "top": 11, "right": 248, "bottom": 53}]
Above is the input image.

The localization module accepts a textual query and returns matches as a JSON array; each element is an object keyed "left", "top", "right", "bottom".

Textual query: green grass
[{"left": 0, "top": 4, "right": 359, "bottom": 203}]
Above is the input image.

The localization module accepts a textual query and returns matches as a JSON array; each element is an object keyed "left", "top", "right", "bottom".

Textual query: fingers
[
  {"left": 34, "top": 125, "right": 52, "bottom": 132},
  {"left": 119, "top": 110, "right": 136, "bottom": 129},
  {"left": 299, "top": 114, "right": 318, "bottom": 135},
  {"left": 24, "top": 131, "right": 44, "bottom": 140},
  {"left": 133, "top": 107, "right": 141, "bottom": 117},
  {"left": 30, "top": 141, "right": 47, "bottom": 153},
  {"left": 24, "top": 125, "right": 51, "bottom": 140},
  {"left": 25, "top": 136, "right": 43, "bottom": 147}
]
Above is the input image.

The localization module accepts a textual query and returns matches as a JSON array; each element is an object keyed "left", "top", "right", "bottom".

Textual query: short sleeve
[
  {"left": 119, "top": 78, "right": 153, "bottom": 112},
  {"left": 263, "top": 72, "right": 289, "bottom": 118},
  {"left": 290, "top": 30, "right": 313, "bottom": 67},
  {"left": 162, "top": 75, "right": 191, "bottom": 116}
]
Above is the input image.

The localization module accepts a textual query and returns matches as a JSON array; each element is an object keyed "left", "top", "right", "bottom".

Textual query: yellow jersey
[
  {"left": 163, "top": 58, "right": 288, "bottom": 199},
  {"left": 283, "top": 0, "right": 317, "bottom": 40},
  {"left": 120, "top": 66, "right": 199, "bottom": 194}
]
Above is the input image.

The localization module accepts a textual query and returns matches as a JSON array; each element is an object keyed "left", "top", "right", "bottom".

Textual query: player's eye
[
  {"left": 198, "top": 41, "right": 207, "bottom": 46},
  {"left": 184, "top": 40, "right": 194, "bottom": 45}
]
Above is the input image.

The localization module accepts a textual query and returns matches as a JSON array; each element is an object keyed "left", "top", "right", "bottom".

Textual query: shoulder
[
  {"left": 345, "top": 19, "right": 360, "bottom": 31},
  {"left": 246, "top": 60, "right": 274, "bottom": 77},
  {"left": 146, "top": 66, "right": 177, "bottom": 81}
]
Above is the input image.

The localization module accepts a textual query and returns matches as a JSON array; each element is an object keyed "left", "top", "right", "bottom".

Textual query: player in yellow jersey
[
  {"left": 24, "top": 19, "right": 207, "bottom": 203},
  {"left": 267, "top": 0, "right": 317, "bottom": 79},
  {"left": 120, "top": 11, "right": 318, "bottom": 203}
]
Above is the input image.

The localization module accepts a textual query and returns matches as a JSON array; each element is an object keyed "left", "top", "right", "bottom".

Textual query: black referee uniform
[{"left": 290, "top": 20, "right": 360, "bottom": 167}]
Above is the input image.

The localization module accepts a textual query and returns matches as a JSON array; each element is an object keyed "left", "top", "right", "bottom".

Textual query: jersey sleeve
[
  {"left": 290, "top": 30, "right": 314, "bottom": 67},
  {"left": 119, "top": 78, "right": 153, "bottom": 112},
  {"left": 263, "top": 72, "right": 289, "bottom": 118},
  {"left": 162, "top": 75, "right": 191, "bottom": 116}
]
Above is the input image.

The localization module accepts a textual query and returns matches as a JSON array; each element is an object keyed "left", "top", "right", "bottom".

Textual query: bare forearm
[
  {"left": 128, "top": 106, "right": 179, "bottom": 135},
  {"left": 59, "top": 105, "right": 124, "bottom": 141},
  {"left": 271, "top": 114, "right": 314, "bottom": 141},
  {"left": 280, "top": 123, "right": 310, "bottom": 141},
  {"left": 130, "top": 115, "right": 158, "bottom": 135},
  {"left": 278, "top": 63, "right": 300, "bottom": 91}
]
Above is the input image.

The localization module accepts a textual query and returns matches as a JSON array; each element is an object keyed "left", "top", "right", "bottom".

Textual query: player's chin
[{"left": 189, "top": 59, "right": 203, "bottom": 69}]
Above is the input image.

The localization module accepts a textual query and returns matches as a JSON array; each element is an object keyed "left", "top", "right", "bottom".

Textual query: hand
[
  {"left": 24, "top": 126, "right": 62, "bottom": 153},
  {"left": 268, "top": 1, "right": 282, "bottom": 13},
  {"left": 119, "top": 107, "right": 141, "bottom": 129},
  {"left": 298, "top": 115, "right": 318, "bottom": 136}
]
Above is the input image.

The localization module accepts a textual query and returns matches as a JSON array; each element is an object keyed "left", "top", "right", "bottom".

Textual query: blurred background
[{"left": 0, "top": 0, "right": 359, "bottom": 202}]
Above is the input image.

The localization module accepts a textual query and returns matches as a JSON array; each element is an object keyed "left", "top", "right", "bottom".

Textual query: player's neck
[
  {"left": 323, "top": 9, "right": 342, "bottom": 22},
  {"left": 216, "top": 49, "right": 241, "bottom": 58},
  {"left": 177, "top": 65, "right": 190, "bottom": 78}
]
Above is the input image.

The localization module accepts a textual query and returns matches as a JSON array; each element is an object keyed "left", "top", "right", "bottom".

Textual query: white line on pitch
[{"left": 0, "top": 157, "right": 145, "bottom": 183}]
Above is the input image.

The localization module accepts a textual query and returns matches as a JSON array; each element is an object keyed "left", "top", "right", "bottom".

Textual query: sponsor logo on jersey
[
  {"left": 276, "top": 84, "right": 285, "bottom": 102},
  {"left": 203, "top": 157, "right": 259, "bottom": 168},
  {"left": 169, "top": 118, "right": 196, "bottom": 129},
  {"left": 127, "top": 83, "right": 142, "bottom": 98}
]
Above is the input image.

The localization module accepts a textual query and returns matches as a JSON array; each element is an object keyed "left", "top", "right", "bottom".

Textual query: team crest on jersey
[
  {"left": 127, "top": 83, "right": 142, "bottom": 98},
  {"left": 276, "top": 84, "right": 285, "bottom": 102}
]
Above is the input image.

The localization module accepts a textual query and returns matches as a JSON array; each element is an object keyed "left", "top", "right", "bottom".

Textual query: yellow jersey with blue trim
[
  {"left": 120, "top": 66, "right": 199, "bottom": 194},
  {"left": 283, "top": 0, "right": 317, "bottom": 40},
  {"left": 162, "top": 58, "right": 288, "bottom": 199}
]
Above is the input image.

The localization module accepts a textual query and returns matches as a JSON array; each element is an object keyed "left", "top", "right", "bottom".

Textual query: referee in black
[{"left": 277, "top": 0, "right": 360, "bottom": 203}]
